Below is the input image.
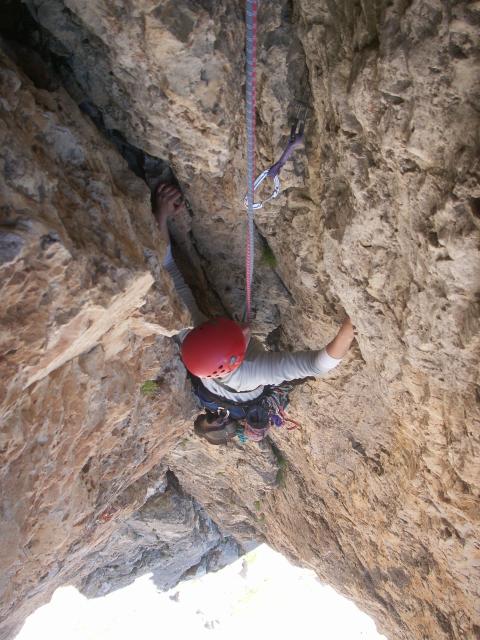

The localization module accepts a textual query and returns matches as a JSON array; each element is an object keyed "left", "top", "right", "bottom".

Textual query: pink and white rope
[{"left": 245, "top": 0, "right": 257, "bottom": 322}]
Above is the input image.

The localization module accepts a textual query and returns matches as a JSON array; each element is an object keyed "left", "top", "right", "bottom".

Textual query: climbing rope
[{"left": 245, "top": 0, "right": 257, "bottom": 322}]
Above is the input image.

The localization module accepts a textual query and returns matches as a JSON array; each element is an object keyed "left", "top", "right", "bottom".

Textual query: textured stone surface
[
  {"left": 77, "top": 470, "right": 242, "bottom": 597},
  {"left": 1, "top": 1, "right": 480, "bottom": 639},
  {"left": 0, "top": 47, "right": 197, "bottom": 639}
]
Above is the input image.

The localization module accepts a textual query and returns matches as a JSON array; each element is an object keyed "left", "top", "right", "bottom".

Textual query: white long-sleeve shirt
[{"left": 163, "top": 245, "right": 341, "bottom": 402}]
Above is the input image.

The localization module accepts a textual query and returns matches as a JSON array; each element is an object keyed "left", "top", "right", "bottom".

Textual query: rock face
[
  {"left": 78, "top": 471, "right": 242, "bottom": 597},
  {"left": 0, "top": 45, "right": 195, "bottom": 639},
  {"left": 1, "top": 1, "right": 479, "bottom": 640}
]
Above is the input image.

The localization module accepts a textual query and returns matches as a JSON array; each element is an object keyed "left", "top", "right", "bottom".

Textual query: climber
[{"left": 153, "top": 183, "right": 355, "bottom": 445}]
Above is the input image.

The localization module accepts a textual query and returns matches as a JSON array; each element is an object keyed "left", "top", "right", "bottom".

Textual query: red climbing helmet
[{"left": 181, "top": 317, "right": 248, "bottom": 379}]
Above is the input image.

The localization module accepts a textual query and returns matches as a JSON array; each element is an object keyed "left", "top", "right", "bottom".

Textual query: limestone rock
[
  {"left": 0, "top": 48, "right": 194, "bottom": 639},
  {"left": 1, "top": 1, "right": 480, "bottom": 640},
  {"left": 77, "top": 471, "right": 242, "bottom": 597}
]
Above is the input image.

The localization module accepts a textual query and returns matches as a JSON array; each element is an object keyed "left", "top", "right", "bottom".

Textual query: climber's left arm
[
  {"left": 324, "top": 317, "right": 355, "bottom": 359},
  {"left": 228, "top": 318, "right": 355, "bottom": 390}
]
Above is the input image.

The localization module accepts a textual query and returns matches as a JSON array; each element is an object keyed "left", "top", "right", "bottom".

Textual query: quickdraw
[{"left": 244, "top": 106, "right": 307, "bottom": 211}]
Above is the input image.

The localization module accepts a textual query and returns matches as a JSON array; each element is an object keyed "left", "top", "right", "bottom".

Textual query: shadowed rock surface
[
  {"left": 1, "top": 1, "right": 479, "bottom": 639},
  {"left": 77, "top": 471, "right": 243, "bottom": 597}
]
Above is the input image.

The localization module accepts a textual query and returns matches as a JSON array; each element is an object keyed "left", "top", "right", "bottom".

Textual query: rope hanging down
[
  {"left": 244, "top": 2, "right": 306, "bottom": 320},
  {"left": 245, "top": 0, "right": 257, "bottom": 322}
]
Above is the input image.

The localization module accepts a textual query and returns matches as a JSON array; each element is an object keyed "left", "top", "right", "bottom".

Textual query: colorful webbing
[
  {"left": 266, "top": 132, "right": 304, "bottom": 179},
  {"left": 245, "top": 0, "right": 257, "bottom": 322}
]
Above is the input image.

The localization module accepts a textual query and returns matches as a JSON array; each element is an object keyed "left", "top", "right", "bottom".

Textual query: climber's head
[
  {"left": 181, "top": 317, "right": 249, "bottom": 379},
  {"left": 194, "top": 411, "right": 238, "bottom": 445}
]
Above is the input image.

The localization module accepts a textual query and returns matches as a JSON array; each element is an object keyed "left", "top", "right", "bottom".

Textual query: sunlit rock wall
[
  {"left": 0, "top": 47, "right": 195, "bottom": 639},
  {"left": 1, "top": 1, "right": 479, "bottom": 639}
]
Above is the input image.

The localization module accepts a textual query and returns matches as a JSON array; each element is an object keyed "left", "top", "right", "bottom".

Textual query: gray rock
[{"left": 78, "top": 472, "right": 243, "bottom": 597}]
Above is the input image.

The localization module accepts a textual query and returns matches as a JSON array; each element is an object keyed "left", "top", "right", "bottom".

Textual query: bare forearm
[{"left": 326, "top": 317, "right": 355, "bottom": 359}]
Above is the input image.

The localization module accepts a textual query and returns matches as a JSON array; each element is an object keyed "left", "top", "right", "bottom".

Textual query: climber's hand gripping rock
[{"left": 153, "top": 183, "right": 186, "bottom": 242}]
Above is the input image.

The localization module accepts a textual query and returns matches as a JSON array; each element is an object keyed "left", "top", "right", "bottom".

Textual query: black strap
[
  {"left": 213, "top": 379, "right": 264, "bottom": 395},
  {"left": 188, "top": 373, "right": 269, "bottom": 412}
]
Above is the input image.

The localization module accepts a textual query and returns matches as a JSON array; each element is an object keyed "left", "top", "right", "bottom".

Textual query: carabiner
[
  {"left": 243, "top": 104, "right": 307, "bottom": 210},
  {"left": 243, "top": 169, "right": 281, "bottom": 210}
]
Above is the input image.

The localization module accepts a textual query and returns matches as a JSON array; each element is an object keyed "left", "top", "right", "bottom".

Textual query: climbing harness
[
  {"left": 190, "top": 373, "right": 301, "bottom": 443},
  {"left": 243, "top": 106, "right": 307, "bottom": 211},
  {"left": 261, "top": 384, "right": 300, "bottom": 431}
]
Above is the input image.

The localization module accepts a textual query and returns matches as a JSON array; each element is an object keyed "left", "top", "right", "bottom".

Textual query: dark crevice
[
  {"left": 0, "top": 0, "right": 172, "bottom": 186},
  {"left": 0, "top": 0, "right": 64, "bottom": 91},
  {"left": 77, "top": 100, "right": 175, "bottom": 195},
  {"left": 0, "top": 0, "right": 227, "bottom": 322},
  {"left": 470, "top": 197, "right": 480, "bottom": 220},
  {"left": 181, "top": 230, "right": 229, "bottom": 317},
  {"left": 165, "top": 469, "right": 181, "bottom": 493}
]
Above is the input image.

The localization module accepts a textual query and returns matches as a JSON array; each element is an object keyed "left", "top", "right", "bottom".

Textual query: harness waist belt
[{"left": 189, "top": 374, "right": 269, "bottom": 411}]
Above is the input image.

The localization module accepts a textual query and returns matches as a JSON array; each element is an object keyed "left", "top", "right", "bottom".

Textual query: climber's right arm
[
  {"left": 225, "top": 319, "right": 355, "bottom": 391},
  {"left": 228, "top": 348, "right": 341, "bottom": 390}
]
